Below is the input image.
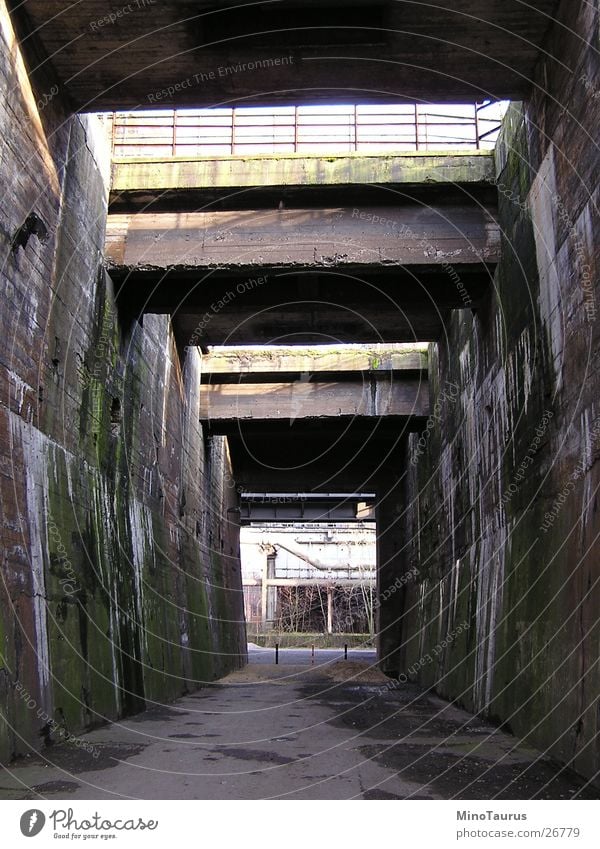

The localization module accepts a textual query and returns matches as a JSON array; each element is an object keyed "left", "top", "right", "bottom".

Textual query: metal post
[
  {"left": 294, "top": 105, "right": 299, "bottom": 153},
  {"left": 311, "top": 645, "right": 315, "bottom": 665},
  {"left": 474, "top": 102, "right": 481, "bottom": 149},
  {"left": 344, "top": 643, "right": 348, "bottom": 660},
  {"left": 110, "top": 113, "right": 117, "bottom": 159},
  {"left": 275, "top": 643, "right": 279, "bottom": 665},
  {"left": 414, "top": 103, "right": 420, "bottom": 151}
]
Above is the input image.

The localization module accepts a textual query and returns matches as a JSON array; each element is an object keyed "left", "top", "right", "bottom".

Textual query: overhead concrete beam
[
  {"left": 111, "top": 151, "right": 495, "bottom": 196},
  {"left": 218, "top": 418, "right": 411, "bottom": 494},
  {"left": 113, "top": 299, "right": 484, "bottom": 349},
  {"left": 200, "top": 375, "right": 429, "bottom": 421},
  {"left": 231, "top": 432, "right": 408, "bottom": 494},
  {"left": 12, "top": 1, "right": 559, "bottom": 109},
  {"left": 173, "top": 304, "right": 448, "bottom": 346},
  {"left": 244, "top": 579, "right": 373, "bottom": 588},
  {"left": 201, "top": 344, "right": 428, "bottom": 375},
  {"left": 106, "top": 205, "right": 500, "bottom": 270}
]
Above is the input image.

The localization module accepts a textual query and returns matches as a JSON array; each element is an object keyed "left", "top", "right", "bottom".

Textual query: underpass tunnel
[{"left": 197, "top": 343, "right": 427, "bottom": 674}]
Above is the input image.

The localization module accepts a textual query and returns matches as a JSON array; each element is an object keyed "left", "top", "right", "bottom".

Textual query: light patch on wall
[
  {"left": 529, "top": 146, "right": 564, "bottom": 394},
  {"left": 0, "top": 2, "right": 60, "bottom": 194}
]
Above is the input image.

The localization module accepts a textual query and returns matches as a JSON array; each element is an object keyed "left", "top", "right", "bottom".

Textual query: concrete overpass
[
  {"left": 11, "top": 0, "right": 560, "bottom": 109},
  {"left": 200, "top": 344, "right": 427, "bottom": 491},
  {"left": 199, "top": 344, "right": 428, "bottom": 423},
  {"left": 238, "top": 492, "right": 375, "bottom": 523},
  {"left": 107, "top": 151, "right": 498, "bottom": 344},
  {"left": 199, "top": 343, "right": 423, "bottom": 669}
]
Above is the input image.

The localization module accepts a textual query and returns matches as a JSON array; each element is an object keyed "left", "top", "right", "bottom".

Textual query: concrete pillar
[
  {"left": 375, "top": 467, "right": 408, "bottom": 677},
  {"left": 266, "top": 554, "right": 277, "bottom": 626},
  {"left": 260, "top": 556, "right": 268, "bottom": 632},
  {"left": 261, "top": 552, "right": 277, "bottom": 631}
]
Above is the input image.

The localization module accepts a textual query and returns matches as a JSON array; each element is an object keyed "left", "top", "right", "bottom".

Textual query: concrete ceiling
[
  {"left": 224, "top": 418, "right": 410, "bottom": 492},
  {"left": 12, "top": 1, "right": 560, "bottom": 110}
]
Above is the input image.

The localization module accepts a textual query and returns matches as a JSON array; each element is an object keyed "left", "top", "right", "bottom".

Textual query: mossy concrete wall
[
  {"left": 111, "top": 150, "right": 495, "bottom": 194},
  {"left": 398, "top": 0, "right": 600, "bottom": 784},
  {"left": 0, "top": 1, "right": 246, "bottom": 763}
]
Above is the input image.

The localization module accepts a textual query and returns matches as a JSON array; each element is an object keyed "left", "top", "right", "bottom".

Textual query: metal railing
[{"left": 103, "top": 101, "right": 506, "bottom": 159}]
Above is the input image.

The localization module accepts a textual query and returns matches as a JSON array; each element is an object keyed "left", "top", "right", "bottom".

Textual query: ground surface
[{"left": 1, "top": 648, "right": 597, "bottom": 800}]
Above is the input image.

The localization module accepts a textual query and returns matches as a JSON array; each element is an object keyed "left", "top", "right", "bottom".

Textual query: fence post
[
  {"left": 414, "top": 103, "right": 420, "bottom": 151},
  {"left": 294, "top": 105, "right": 299, "bottom": 153}
]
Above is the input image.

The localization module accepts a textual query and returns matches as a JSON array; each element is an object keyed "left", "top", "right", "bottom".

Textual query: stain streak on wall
[
  {"left": 400, "top": 0, "right": 600, "bottom": 784},
  {"left": 0, "top": 2, "right": 246, "bottom": 763}
]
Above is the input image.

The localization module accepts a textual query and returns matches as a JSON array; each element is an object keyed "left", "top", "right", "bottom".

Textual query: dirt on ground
[
  {"left": 321, "top": 660, "right": 390, "bottom": 684},
  {"left": 220, "top": 660, "right": 391, "bottom": 686}
]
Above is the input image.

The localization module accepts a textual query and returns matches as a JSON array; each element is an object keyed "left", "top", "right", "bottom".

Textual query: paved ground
[
  {"left": 247, "top": 644, "right": 376, "bottom": 666},
  {"left": 1, "top": 651, "right": 598, "bottom": 800}
]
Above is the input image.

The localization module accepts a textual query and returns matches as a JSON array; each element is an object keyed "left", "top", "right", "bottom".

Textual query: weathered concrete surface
[
  {"left": 397, "top": 0, "right": 600, "bottom": 787},
  {"left": 106, "top": 155, "right": 497, "bottom": 347},
  {"left": 0, "top": 1, "right": 246, "bottom": 765},
  {"left": 107, "top": 201, "right": 494, "bottom": 344},
  {"left": 200, "top": 377, "right": 429, "bottom": 422},
  {"left": 111, "top": 151, "right": 495, "bottom": 196},
  {"left": 200, "top": 347, "right": 429, "bottom": 442},
  {"left": 171, "top": 298, "right": 457, "bottom": 346},
  {"left": 376, "top": 468, "right": 411, "bottom": 679},
  {"left": 0, "top": 658, "right": 595, "bottom": 800},
  {"left": 10, "top": 1, "right": 559, "bottom": 108},
  {"left": 201, "top": 344, "right": 428, "bottom": 375},
  {"left": 106, "top": 205, "right": 500, "bottom": 270},
  {"left": 224, "top": 417, "right": 415, "bottom": 494}
]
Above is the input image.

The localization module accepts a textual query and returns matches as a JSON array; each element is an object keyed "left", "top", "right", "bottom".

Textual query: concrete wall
[
  {"left": 399, "top": 0, "right": 600, "bottom": 783},
  {"left": 0, "top": 1, "right": 245, "bottom": 763}
]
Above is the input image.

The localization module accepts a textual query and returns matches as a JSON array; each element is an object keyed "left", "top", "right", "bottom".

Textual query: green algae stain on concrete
[{"left": 112, "top": 151, "right": 495, "bottom": 194}]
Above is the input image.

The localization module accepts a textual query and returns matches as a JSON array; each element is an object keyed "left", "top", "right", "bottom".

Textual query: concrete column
[
  {"left": 261, "top": 552, "right": 278, "bottom": 630},
  {"left": 260, "top": 556, "right": 268, "bottom": 632},
  {"left": 266, "top": 554, "right": 277, "bottom": 626}
]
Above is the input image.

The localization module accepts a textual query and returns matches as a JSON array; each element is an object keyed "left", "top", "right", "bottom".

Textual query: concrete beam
[
  {"left": 111, "top": 152, "right": 495, "bottom": 195},
  {"left": 172, "top": 304, "right": 450, "bottom": 346},
  {"left": 241, "top": 506, "right": 367, "bottom": 523},
  {"left": 13, "top": 2, "right": 559, "bottom": 109},
  {"left": 201, "top": 345, "right": 427, "bottom": 375},
  {"left": 106, "top": 205, "right": 500, "bottom": 271},
  {"left": 247, "top": 579, "right": 374, "bottom": 588},
  {"left": 226, "top": 421, "right": 410, "bottom": 492},
  {"left": 200, "top": 376, "right": 429, "bottom": 421}
]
